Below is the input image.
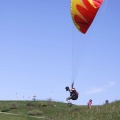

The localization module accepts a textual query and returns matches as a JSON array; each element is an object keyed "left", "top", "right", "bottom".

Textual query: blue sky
[{"left": 0, "top": 0, "right": 120, "bottom": 105}]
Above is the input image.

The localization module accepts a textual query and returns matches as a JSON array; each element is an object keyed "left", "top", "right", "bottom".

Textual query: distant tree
[{"left": 32, "top": 95, "right": 36, "bottom": 101}]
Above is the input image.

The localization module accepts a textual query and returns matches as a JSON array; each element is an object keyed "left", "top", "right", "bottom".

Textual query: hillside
[{"left": 0, "top": 100, "right": 120, "bottom": 120}]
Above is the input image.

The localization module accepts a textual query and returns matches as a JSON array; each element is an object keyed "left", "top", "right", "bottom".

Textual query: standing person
[
  {"left": 88, "top": 99, "right": 92, "bottom": 109},
  {"left": 65, "top": 82, "right": 78, "bottom": 107}
]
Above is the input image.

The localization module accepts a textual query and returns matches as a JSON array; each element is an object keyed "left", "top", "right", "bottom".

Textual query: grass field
[{"left": 0, "top": 100, "right": 120, "bottom": 120}]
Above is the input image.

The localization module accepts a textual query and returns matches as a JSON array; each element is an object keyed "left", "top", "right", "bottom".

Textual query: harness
[{"left": 70, "top": 88, "right": 78, "bottom": 100}]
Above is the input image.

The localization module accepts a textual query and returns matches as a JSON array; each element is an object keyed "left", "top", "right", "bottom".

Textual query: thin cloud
[
  {"left": 107, "top": 81, "right": 116, "bottom": 87},
  {"left": 85, "top": 81, "right": 116, "bottom": 95},
  {"left": 87, "top": 87, "right": 104, "bottom": 95}
]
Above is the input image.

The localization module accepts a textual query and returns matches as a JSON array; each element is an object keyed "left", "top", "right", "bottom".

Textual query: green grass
[
  {"left": 0, "top": 113, "right": 42, "bottom": 120},
  {"left": 0, "top": 100, "right": 120, "bottom": 120}
]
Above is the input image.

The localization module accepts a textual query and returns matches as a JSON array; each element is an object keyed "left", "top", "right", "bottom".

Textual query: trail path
[{"left": 0, "top": 111, "right": 45, "bottom": 119}]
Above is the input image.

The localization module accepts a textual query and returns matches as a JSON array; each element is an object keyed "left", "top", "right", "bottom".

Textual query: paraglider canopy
[{"left": 71, "top": 0, "right": 104, "bottom": 34}]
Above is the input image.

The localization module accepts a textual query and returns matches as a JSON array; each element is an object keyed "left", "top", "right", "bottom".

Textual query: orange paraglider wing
[{"left": 71, "top": 0, "right": 104, "bottom": 34}]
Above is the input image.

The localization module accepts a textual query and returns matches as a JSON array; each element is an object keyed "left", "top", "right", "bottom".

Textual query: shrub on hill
[
  {"left": 28, "top": 109, "right": 43, "bottom": 116},
  {"left": 1, "top": 105, "right": 10, "bottom": 112},
  {"left": 36, "top": 101, "right": 47, "bottom": 107},
  {"left": 26, "top": 102, "right": 36, "bottom": 107},
  {"left": 10, "top": 102, "right": 18, "bottom": 109}
]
